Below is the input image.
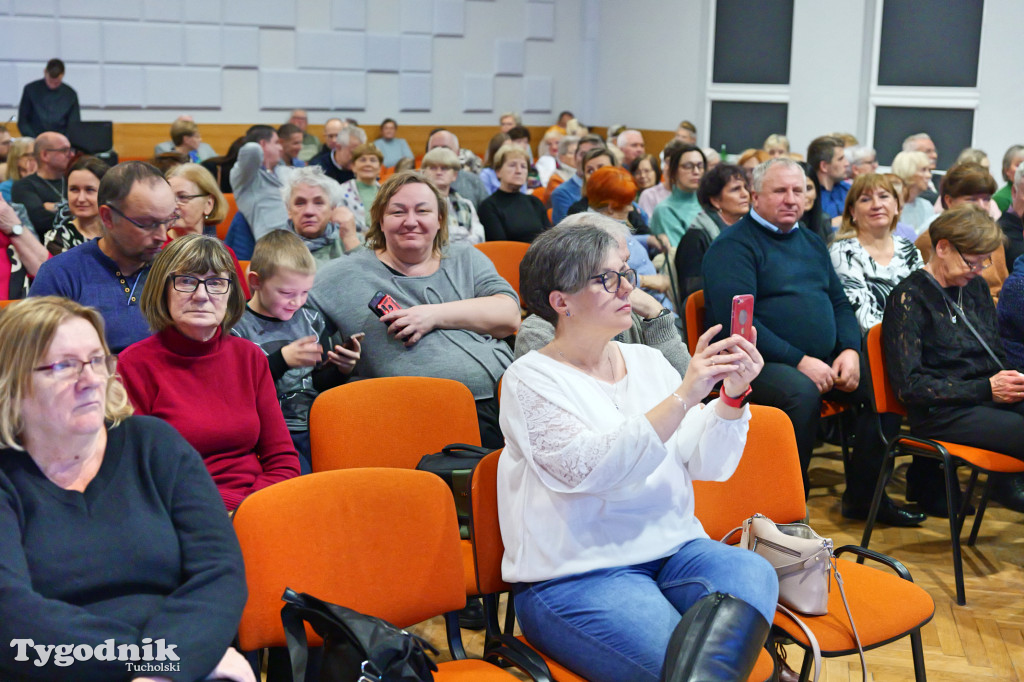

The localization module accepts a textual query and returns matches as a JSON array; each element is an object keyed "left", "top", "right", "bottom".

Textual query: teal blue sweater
[
  {"left": 702, "top": 214, "right": 860, "bottom": 366},
  {"left": 650, "top": 188, "right": 701, "bottom": 247}
]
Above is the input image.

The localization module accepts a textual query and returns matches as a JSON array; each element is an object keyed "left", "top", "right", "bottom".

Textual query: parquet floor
[{"left": 409, "top": 444, "right": 1024, "bottom": 681}]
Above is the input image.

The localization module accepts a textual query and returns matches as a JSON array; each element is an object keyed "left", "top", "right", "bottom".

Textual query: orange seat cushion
[
  {"left": 772, "top": 560, "right": 933, "bottom": 654},
  {"left": 748, "top": 647, "right": 775, "bottom": 682},
  {"left": 434, "top": 658, "right": 520, "bottom": 680},
  {"left": 931, "top": 440, "right": 1024, "bottom": 473}
]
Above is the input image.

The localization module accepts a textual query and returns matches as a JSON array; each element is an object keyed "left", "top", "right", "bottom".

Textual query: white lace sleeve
[{"left": 517, "top": 383, "right": 619, "bottom": 487}]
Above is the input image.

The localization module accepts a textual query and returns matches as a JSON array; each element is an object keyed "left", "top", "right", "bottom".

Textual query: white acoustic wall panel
[
  {"left": 526, "top": 2, "right": 554, "bottom": 40},
  {"left": 223, "top": 0, "right": 296, "bottom": 28},
  {"left": 15, "top": 63, "right": 43, "bottom": 89},
  {"left": 495, "top": 40, "right": 524, "bottom": 76},
  {"left": 59, "top": 0, "right": 141, "bottom": 20},
  {"left": 401, "top": 0, "right": 433, "bottom": 34},
  {"left": 462, "top": 74, "right": 493, "bottom": 112},
  {"left": 332, "top": 0, "right": 367, "bottom": 31},
  {"left": 0, "top": 0, "right": 12, "bottom": 14},
  {"left": 222, "top": 27, "right": 260, "bottom": 67},
  {"left": 433, "top": 0, "right": 464, "bottom": 36},
  {"left": 400, "top": 35, "right": 432, "bottom": 72},
  {"left": 0, "top": 64, "right": 18, "bottom": 107},
  {"left": 146, "top": 67, "right": 221, "bottom": 108},
  {"left": 1, "top": 18, "right": 57, "bottom": 62},
  {"left": 144, "top": 0, "right": 182, "bottom": 22},
  {"left": 186, "top": 26, "right": 223, "bottom": 66},
  {"left": 333, "top": 71, "right": 367, "bottom": 110},
  {"left": 260, "top": 69, "right": 332, "bottom": 109},
  {"left": 102, "top": 65, "right": 145, "bottom": 107},
  {"left": 185, "top": 0, "right": 222, "bottom": 24},
  {"left": 103, "top": 23, "right": 185, "bottom": 65},
  {"left": 399, "top": 73, "right": 431, "bottom": 111},
  {"left": 14, "top": 0, "right": 55, "bottom": 17},
  {"left": 523, "top": 75, "right": 552, "bottom": 112},
  {"left": 59, "top": 20, "right": 103, "bottom": 63},
  {"left": 365, "top": 33, "right": 402, "bottom": 72},
  {"left": 296, "top": 31, "right": 366, "bottom": 70},
  {"left": 70, "top": 64, "right": 103, "bottom": 107}
]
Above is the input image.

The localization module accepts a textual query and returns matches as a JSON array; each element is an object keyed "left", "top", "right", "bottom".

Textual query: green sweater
[
  {"left": 702, "top": 214, "right": 860, "bottom": 366},
  {"left": 993, "top": 183, "right": 1013, "bottom": 213},
  {"left": 650, "top": 188, "right": 701, "bottom": 247}
]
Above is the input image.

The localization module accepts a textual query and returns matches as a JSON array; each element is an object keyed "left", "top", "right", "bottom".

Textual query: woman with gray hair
[
  {"left": 498, "top": 220, "right": 774, "bottom": 682},
  {"left": 283, "top": 165, "right": 359, "bottom": 265},
  {"left": 420, "top": 147, "right": 484, "bottom": 245},
  {"left": 891, "top": 150, "right": 935, "bottom": 234}
]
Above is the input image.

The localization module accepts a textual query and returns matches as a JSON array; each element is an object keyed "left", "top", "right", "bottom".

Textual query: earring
[{"left": 565, "top": 310, "right": 571, "bottom": 317}]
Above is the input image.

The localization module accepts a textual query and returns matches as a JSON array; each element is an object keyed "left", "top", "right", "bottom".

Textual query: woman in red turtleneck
[{"left": 118, "top": 234, "right": 299, "bottom": 511}]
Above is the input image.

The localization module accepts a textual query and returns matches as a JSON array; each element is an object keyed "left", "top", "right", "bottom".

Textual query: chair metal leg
[
  {"left": 503, "top": 592, "right": 517, "bottom": 635},
  {"left": 943, "top": 456, "right": 968, "bottom": 606},
  {"left": 798, "top": 647, "right": 814, "bottom": 682},
  {"left": 911, "top": 629, "right": 928, "bottom": 681},
  {"left": 444, "top": 611, "right": 468, "bottom": 660},
  {"left": 968, "top": 476, "right": 992, "bottom": 547},
  {"left": 858, "top": 441, "right": 897, "bottom": 559}
]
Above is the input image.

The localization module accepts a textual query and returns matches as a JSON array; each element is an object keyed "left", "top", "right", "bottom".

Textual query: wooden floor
[{"left": 409, "top": 445, "right": 1024, "bottom": 681}]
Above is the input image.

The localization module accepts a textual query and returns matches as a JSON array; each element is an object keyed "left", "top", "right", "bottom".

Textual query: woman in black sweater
[
  {"left": 883, "top": 204, "right": 1024, "bottom": 516},
  {"left": 478, "top": 144, "right": 550, "bottom": 242}
]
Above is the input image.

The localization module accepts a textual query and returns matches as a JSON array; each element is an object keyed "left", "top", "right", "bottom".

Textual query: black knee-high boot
[{"left": 660, "top": 592, "right": 770, "bottom": 682}]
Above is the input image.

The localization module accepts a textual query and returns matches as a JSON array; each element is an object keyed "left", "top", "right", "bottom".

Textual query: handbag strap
[
  {"left": 926, "top": 273, "right": 1005, "bottom": 370},
  {"left": 832, "top": 560, "right": 867, "bottom": 682},
  {"left": 775, "top": 604, "right": 822, "bottom": 682}
]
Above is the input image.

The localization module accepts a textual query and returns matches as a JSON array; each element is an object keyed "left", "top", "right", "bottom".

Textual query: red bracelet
[{"left": 720, "top": 385, "right": 752, "bottom": 408}]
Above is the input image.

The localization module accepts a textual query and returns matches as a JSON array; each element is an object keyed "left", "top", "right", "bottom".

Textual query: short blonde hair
[
  {"left": 891, "top": 151, "right": 931, "bottom": 184},
  {"left": 0, "top": 297, "right": 132, "bottom": 450},
  {"left": 251, "top": 229, "right": 317, "bottom": 280},
  {"left": 493, "top": 144, "right": 530, "bottom": 172},
  {"left": 165, "top": 163, "right": 227, "bottom": 224},
  {"left": 421, "top": 147, "right": 460, "bottom": 171},
  {"left": 170, "top": 119, "right": 199, "bottom": 146},
  {"left": 139, "top": 234, "right": 246, "bottom": 333},
  {"left": 929, "top": 204, "right": 1005, "bottom": 255},
  {"left": 7, "top": 137, "right": 35, "bottom": 182},
  {"left": 365, "top": 171, "right": 449, "bottom": 257}
]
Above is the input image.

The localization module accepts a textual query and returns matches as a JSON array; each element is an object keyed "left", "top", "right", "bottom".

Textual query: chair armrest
[
  {"left": 835, "top": 544, "right": 913, "bottom": 581},
  {"left": 484, "top": 633, "right": 554, "bottom": 682}
]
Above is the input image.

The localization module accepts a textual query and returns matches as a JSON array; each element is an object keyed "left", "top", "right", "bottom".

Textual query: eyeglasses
[
  {"left": 956, "top": 248, "right": 992, "bottom": 272},
  {"left": 171, "top": 274, "right": 233, "bottom": 295},
  {"left": 679, "top": 162, "right": 705, "bottom": 173},
  {"left": 34, "top": 355, "right": 116, "bottom": 381},
  {"left": 174, "top": 193, "right": 208, "bottom": 205},
  {"left": 590, "top": 268, "right": 638, "bottom": 294},
  {"left": 106, "top": 203, "right": 180, "bottom": 231},
  {"left": 43, "top": 146, "right": 73, "bottom": 155}
]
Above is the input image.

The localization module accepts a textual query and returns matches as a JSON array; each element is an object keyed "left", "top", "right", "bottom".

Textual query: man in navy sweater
[{"left": 703, "top": 158, "right": 924, "bottom": 526}]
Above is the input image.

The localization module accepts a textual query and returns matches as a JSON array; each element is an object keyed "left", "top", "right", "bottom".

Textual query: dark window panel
[
  {"left": 709, "top": 101, "right": 789, "bottom": 156},
  {"left": 713, "top": 0, "right": 793, "bottom": 85},
  {"left": 873, "top": 106, "right": 974, "bottom": 169},
  {"left": 878, "top": 0, "right": 982, "bottom": 87}
]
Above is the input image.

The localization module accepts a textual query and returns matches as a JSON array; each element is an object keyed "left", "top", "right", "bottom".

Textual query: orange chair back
[
  {"left": 475, "top": 241, "right": 530, "bottom": 301},
  {"left": 693, "top": 406, "right": 807, "bottom": 541},
  {"left": 684, "top": 290, "right": 706, "bottom": 356},
  {"left": 0, "top": 299, "right": 15, "bottom": 309},
  {"left": 216, "top": 193, "right": 237, "bottom": 241},
  {"left": 469, "top": 450, "right": 510, "bottom": 596},
  {"left": 309, "top": 376, "right": 481, "bottom": 471},
  {"left": 234, "top": 468, "right": 465, "bottom": 650},
  {"left": 866, "top": 324, "right": 908, "bottom": 417}
]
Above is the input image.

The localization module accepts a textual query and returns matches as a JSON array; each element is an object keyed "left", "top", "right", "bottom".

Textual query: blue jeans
[{"left": 513, "top": 538, "right": 778, "bottom": 682}]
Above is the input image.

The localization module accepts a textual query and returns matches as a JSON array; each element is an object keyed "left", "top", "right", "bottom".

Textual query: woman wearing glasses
[
  {"left": 499, "top": 220, "right": 774, "bottom": 682},
  {"left": 165, "top": 163, "right": 249, "bottom": 298},
  {"left": 650, "top": 145, "right": 707, "bottom": 248},
  {"left": 883, "top": 204, "right": 1024, "bottom": 517},
  {"left": 0, "top": 297, "right": 254, "bottom": 682},
  {"left": 118, "top": 234, "right": 299, "bottom": 512}
]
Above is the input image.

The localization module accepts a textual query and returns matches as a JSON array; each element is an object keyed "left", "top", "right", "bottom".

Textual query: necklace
[
  {"left": 942, "top": 286, "right": 964, "bottom": 324},
  {"left": 39, "top": 175, "right": 64, "bottom": 202},
  {"left": 556, "top": 347, "right": 625, "bottom": 409}
]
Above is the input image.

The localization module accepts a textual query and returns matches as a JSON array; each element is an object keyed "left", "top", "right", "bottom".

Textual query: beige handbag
[{"left": 722, "top": 513, "right": 866, "bottom": 682}]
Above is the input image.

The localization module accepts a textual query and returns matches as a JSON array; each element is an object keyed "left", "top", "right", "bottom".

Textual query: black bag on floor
[
  {"left": 280, "top": 588, "right": 438, "bottom": 682},
  {"left": 660, "top": 592, "right": 770, "bottom": 682},
  {"left": 415, "top": 443, "right": 492, "bottom": 539}
]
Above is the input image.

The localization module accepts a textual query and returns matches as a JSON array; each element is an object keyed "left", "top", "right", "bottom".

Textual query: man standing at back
[
  {"left": 11, "top": 131, "right": 73, "bottom": 230},
  {"left": 29, "top": 162, "right": 175, "bottom": 352},
  {"left": 702, "top": 158, "right": 925, "bottom": 527},
  {"left": 807, "top": 135, "right": 850, "bottom": 219},
  {"left": 17, "top": 59, "right": 80, "bottom": 138}
]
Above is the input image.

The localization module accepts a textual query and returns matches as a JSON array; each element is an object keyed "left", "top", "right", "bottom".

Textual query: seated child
[{"left": 232, "top": 229, "right": 363, "bottom": 473}]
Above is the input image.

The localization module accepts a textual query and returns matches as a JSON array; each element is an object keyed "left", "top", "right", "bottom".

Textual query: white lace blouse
[{"left": 497, "top": 343, "right": 751, "bottom": 583}]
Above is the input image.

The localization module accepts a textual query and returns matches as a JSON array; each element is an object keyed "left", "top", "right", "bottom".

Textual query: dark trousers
[
  {"left": 907, "top": 402, "right": 1024, "bottom": 487},
  {"left": 749, "top": 354, "right": 891, "bottom": 501},
  {"left": 290, "top": 430, "right": 312, "bottom": 475},
  {"left": 476, "top": 396, "right": 505, "bottom": 450}
]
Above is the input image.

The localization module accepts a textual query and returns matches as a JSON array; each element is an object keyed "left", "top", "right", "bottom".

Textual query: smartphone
[
  {"left": 730, "top": 294, "right": 754, "bottom": 342},
  {"left": 368, "top": 291, "right": 402, "bottom": 318}
]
